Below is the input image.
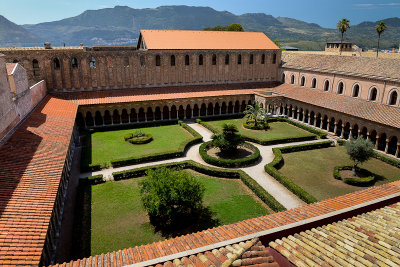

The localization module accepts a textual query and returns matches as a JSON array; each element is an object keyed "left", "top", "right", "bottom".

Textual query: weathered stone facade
[{"left": 0, "top": 47, "right": 281, "bottom": 92}]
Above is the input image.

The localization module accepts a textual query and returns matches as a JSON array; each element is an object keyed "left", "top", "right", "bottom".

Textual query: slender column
[
  {"left": 136, "top": 113, "right": 139, "bottom": 122},
  {"left": 385, "top": 139, "right": 389, "bottom": 153},
  {"left": 333, "top": 122, "right": 338, "bottom": 135},
  {"left": 395, "top": 143, "right": 400, "bottom": 157},
  {"left": 348, "top": 127, "right": 352, "bottom": 140},
  {"left": 219, "top": 107, "right": 222, "bottom": 115},
  {"left": 191, "top": 109, "right": 194, "bottom": 118},
  {"left": 340, "top": 124, "right": 345, "bottom": 138},
  {"left": 128, "top": 114, "right": 131, "bottom": 123},
  {"left": 111, "top": 116, "right": 114, "bottom": 125},
  {"left": 326, "top": 119, "right": 330, "bottom": 131},
  {"left": 313, "top": 115, "right": 317, "bottom": 127},
  {"left": 119, "top": 115, "right": 122, "bottom": 124},
  {"left": 176, "top": 110, "right": 178, "bottom": 118},
  {"left": 292, "top": 109, "right": 296, "bottom": 118},
  {"left": 366, "top": 133, "right": 370, "bottom": 141},
  {"left": 145, "top": 113, "right": 147, "bottom": 122},
  {"left": 184, "top": 109, "right": 187, "bottom": 119},
  {"left": 357, "top": 130, "right": 361, "bottom": 138},
  {"left": 161, "top": 113, "right": 163, "bottom": 120},
  {"left": 302, "top": 112, "right": 306, "bottom": 122}
]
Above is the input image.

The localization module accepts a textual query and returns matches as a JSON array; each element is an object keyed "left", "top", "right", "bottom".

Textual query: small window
[
  {"left": 389, "top": 91, "right": 398, "bottom": 105},
  {"left": 140, "top": 55, "right": 145, "bottom": 67},
  {"left": 53, "top": 58, "right": 60, "bottom": 69},
  {"left": 311, "top": 78, "right": 317, "bottom": 88},
  {"left": 272, "top": 54, "right": 277, "bottom": 64},
  {"left": 300, "top": 76, "right": 305, "bottom": 86},
  {"left": 237, "top": 54, "right": 242, "bottom": 65},
  {"left": 290, "top": 75, "right": 295, "bottom": 84},
  {"left": 199, "top": 54, "right": 203, "bottom": 66},
  {"left": 155, "top": 55, "right": 161, "bottom": 66},
  {"left": 369, "top": 87, "right": 378, "bottom": 101},
  {"left": 249, "top": 54, "right": 254, "bottom": 64},
  {"left": 352, "top": 84, "right": 360, "bottom": 97},
  {"left": 71, "top": 57, "right": 78, "bottom": 68},
  {"left": 185, "top": 55, "right": 190, "bottom": 66},
  {"left": 89, "top": 56, "right": 96, "bottom": 68},
  {"left": 212, "top": 54, "right": 217, "bottom": 65},
  {"left": 337, "top": 82, "right": 344, "bottom": 94},
  {"left": 261, "top": 54, "right": 265, "bottom": 64},
  {"left": 324, "top": 80, "right": 330, "bottom": 91},
  {"left": 282, "top": 73, "right": 285, "bottom": 83},
  {"left": 170, "top": 55, "right": 175, "bottom": 66},
  {"left": 225, "top": 54, "right": 229, "bottom": 65},
  {"left": 32, "top": 59, "right": 40, "bottom": 76}
]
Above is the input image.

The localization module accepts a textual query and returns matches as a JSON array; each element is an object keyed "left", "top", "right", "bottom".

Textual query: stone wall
[{"left": 0, "top": 47, "right": 281, "bottom": 92}]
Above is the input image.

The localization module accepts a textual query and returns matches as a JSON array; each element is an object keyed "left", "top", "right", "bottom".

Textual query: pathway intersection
[{"left": 81, "top": 122, "right": 333, "bottom": 209}]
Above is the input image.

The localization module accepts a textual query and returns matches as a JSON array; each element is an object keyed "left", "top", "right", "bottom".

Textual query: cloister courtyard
[{"left": 74, "top": 115, "right": 400, "bottom": 259}]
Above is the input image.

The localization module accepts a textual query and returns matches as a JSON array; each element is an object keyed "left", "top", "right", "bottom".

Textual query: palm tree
[
  {"left": 337, "top": 18, "right": 350, "bottom": 55},
  {"left": 375, "top": 21, "right": 387, "bottom": 58},
  {"left": 244, "top": 102, "right": 265, "bottom": 127}
]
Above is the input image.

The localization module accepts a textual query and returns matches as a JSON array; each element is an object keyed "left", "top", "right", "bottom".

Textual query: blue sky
[{"left": 1, "top": 0, "right": 399, "bottom": 28}]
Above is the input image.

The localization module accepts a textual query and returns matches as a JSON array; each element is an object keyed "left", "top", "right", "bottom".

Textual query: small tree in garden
[
  {"left": 140, "top": 167, "right": 205, "bottom": 230},
  {"left": 212, "top": 123, "right": 243, "bottom": 154},
  {"left": 345, "top": 137, "right": 375, "bottom": 176},
  {"left": 244, "top": 102, "right": 266, "bottom": 127}
]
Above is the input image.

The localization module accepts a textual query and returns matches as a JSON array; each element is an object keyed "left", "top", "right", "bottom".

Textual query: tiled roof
[
  {"left": 55, "top": 181, "right": 400, "bottom": 267},
  {"left": 6, "top": 63, "right": 16, "bottom": 75},
  {"left": 257, "top": 84, "right": 400, "bottom": 129},
  {"left": 281, "top": 52, "right": 400, "bottom": 81},
  {"left": 0, "top": 96, "right": 77, "bottom": 266},
  {"left": 139, "top": 30, "right": 279, "bottom": 50},
  {"left": 270, "top": 202, "right": 400, "bottom": 266},
  {"left": 54, "top": 83, "right": 269, "bottom": 106}
]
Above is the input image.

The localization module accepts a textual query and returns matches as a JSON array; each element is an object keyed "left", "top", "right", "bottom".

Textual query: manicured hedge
[
  {"left": 197, "top": 118, "right": 319, "bottom": 145},
  {"left": 112, "top": 160, "right": 286, "bottom": 212},
  {"left": 264, "top": 141, "right": 334, "bottom": 204},
  {"left": 333, "top": 165, "right": 376, "bottom": 186},
  {"left": 127, "top": 134, "right": 153, "bottom": 144},
  {"left": 269, "top": 118, "right": 327, "bottom": 139},
  {"left": 110, "top": 122, "right": 202, "bottom": 168},
  {"left": 86, "top": 119, "right": 179, "bottom": 132},
  {"left": 199, "top": 141, "right": 261, "bottom": 168},
  {"left": 84, "top": 174, "right": 105, "bottom": 184}
]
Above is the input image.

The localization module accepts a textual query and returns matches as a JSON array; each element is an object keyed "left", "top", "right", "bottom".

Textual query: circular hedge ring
[
  {"left": 199, "top": 141, "right": 260, "bottom": 168},
  {"left": 128, "top": 134, "right": 153, "bottom": 144},
  {"left": 243, "top": 120, "right": 269, "bottom": 130},
  {"left": 333, "top": 165, "right": 375, "bottom": 186}
]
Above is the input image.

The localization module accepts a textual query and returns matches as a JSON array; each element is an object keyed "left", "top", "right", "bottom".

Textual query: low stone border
[
  {"left": 333, "top": 165, "right": 376, "bottom": 186},
  {"left": 199, "top": 141, "right": 260, "bottom": 168}
]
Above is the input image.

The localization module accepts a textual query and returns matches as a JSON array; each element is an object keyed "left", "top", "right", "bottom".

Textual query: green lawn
[
  {"left": 85, "top": 171, "right": 267, "bottom": 255},
  {"left": 279, "top": 146, "right": 400, "bottom": 201},
  {"left": 202, "top": 118, "right": 315, "bottom": 141},
  {"left": 84, "top": 124, "right": 195, "bottom": 167}
]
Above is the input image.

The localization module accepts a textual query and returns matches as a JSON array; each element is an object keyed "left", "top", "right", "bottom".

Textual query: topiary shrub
[
  {"left": 243, "top": 120, "right": 269, "bottom": 130},
  {"left": 333, "top": 165, "right": 376, "bottom": 186},
  {"left": 128, "top": 134, "right": 153, "bottom": 144}
]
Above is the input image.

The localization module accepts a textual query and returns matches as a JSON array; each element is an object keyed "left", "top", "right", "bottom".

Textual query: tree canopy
[
  {"left": 375, "top": 21, "right": 387, "bottom": 57},
  {"left": 203, "top": 23, "right": 244, "bottom": 31},
  {"left": 345, "top": 137, "right": 375, "bottom": 175},
  {"left": 244, "top": 102, "right": 267, "bottom": 127},
  {"left": 337, "top": 18, "right": 350, "bottom": 55},
  {"left": 211, "top": 123, "right": 243, "bottom": 154}
]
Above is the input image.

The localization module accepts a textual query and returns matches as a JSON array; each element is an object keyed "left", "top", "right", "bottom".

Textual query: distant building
[
  {"left": 281, "top": 46, "right": 299, "bottom": 51},
  {"left": 325, "top": 41, "right": 353, "bottom": 52}
]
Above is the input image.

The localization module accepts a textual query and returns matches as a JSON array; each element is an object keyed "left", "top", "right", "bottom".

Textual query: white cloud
[{"left": 354, "top": 2, "right": 400, "bottom": 7}]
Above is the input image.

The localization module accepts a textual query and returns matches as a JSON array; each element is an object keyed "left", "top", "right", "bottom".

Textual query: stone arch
[
  {"left": 299, "top": 108, "right": 304, "bottom": 121},
  {"left": 336, "top": 119, "right": 343, "bottom": 136},
  {"left": 185, "top": 55, "right": 190, "bottom": 66},
  {"left": 207, "top": 103, "right": 213, "bottom": 116},
  {"left": 212, "top": 54, "right": 217, "bottom": 65},
  {"left": 130, "top": 108, "right": 137, "bottom": 123},
  {"left": 337, "top": 81, "right": 345, "bottom": 94},
  {"left": 71, "top": 57, "right": 78, "bottom": 68},
  {"left": 221, "top": 102, "right": 227, "bottom": 114},
  {"left": 316, "top": 113, "right": 322, "bottom": 128},
  {"left": 186, "top": 104, "right": 192, "bottom": 119},
  {"left": 360, "top": 127, "right": 368, "bottom": 139},
  {"left": 193, "top": 104, "right": 199, "bottom": 117},
  {"left": 282, "top": 73, "right": 286, "bottom": 83},
  {"left": 304, "top": 109, "right": 309, "bottom": 123},
  {"left": 300, "top": 76, "right": 306, "bottom": 86},
  {"left": 89, "top": 56, "right": 96, "bottom": 68},
  {"left": 322, "top": 115, "right": 328, "bottom": 130},
  {"left": 378, "top": 133, "right": 387, "bottom": 151},
  {"left": 199, "top": 54, "right": 204, "bottom": 66},
  {"left": 237, "top": 54, "right": 242, "bottom": 65},
  {"left": 113, "top": 109, "right": 120, "bottom": 124},
  {"left": 146, "top": 107, "right": 154, "bottom": 121},
  {"left": 53, "top": 58, "right": 61, "bottom": 70},
  {"left": 290, "top": 74, "right": 295, "bottom": 84},
  {"left": 170, "top": 55, "right": 176, "bottom": 66},
  {"left": 200, "top": 103, "right": 207, "bottom": 116},
  {"left": 387, "top": 88, "right": 399, "bottom": 106},
  {"left": 272, "top": 53, "right": 277, "bottom": 64},
  {"left": 323, "top": 79, "right": 330, "bottom": 91},
  {"left": 249, "top": 54, "right": 254, "bottom": 64},
  {"left": 311, "top": 77, "right": 317, "bottom": 89},
  {"left": 387, "top": 136, "right": 398, "bottom": 155},
  {"left": 95, "top": 111, "right": 103, "bottom": 126},
  {"left": 163, "top": 106, "right": 169, "bottom": 120},
  {"left": 155, "top": 107, "right": 162, "bottom": 121},
  {"left": 76, "top": 112, "right": 85, "bottom": 127},
  {"left": 329, "top": 117, "right": 335, "bottom": 132},
  {"left": 214, "top": 102, "right": 220, "bottom": 115},
  {"left": 138, "top": 107, "right": 146, "bottom": 122},
  {"left": 369, "top": 130, "right": 377, "bottom": 145},
  {"left": 32, "top": 59, "right": 40, "bottom": 76},
  {"left": 351, "top": 124, "right": 359, "bottom": 139},
  {"left": 155, "top": 55, "right": 161, "bottom": 66},
  {"left": 261, "top": 54, "right": 265, "bottom": 64},
  {"left": 170, "top": 105, "right": 177, "bottom": 119},
  {"left": 121, "top": 109, "right": 129, "bottom": 123},
  {"left": 343, "top": 122, "right": 351, "bottom": 139},
  {"left": 228, "top": 101, "right": 233, "bottom": 114},
  {"left": 351, "top": 83, "right": 361, "bottom": 97},
  {"left": 225, "top": 54, "right": 230, "bottom": 65},
  {"left": 178, "top": 105, "right": 185, "bottom": 120},
  {"left": 239, "top": 100, "right": 245, "bottom": 113},
  {"left": 368, "top": 86, "right": 379, "bottom": 101},
  {"left": 104, "top": 110, "right": 112, "bottom": 125}
]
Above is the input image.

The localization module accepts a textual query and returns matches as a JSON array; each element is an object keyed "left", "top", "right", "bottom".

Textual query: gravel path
[{"left": 80, "top": 122, "right": 330, "bottom": 209}]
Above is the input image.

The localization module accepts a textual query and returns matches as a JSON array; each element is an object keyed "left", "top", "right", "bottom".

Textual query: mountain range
[{"left": 0, "top": 5, "right": 399, "bottom": 50}]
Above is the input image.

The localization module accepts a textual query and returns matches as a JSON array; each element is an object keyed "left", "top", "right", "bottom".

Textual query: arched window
[
  {"left": 32, "top": 59, "right": 40, "bottom": 76},
  {"left": 123, "top": 57, "right": 129, "bottom": 67},
  {"left": 261, "top": 54, "right": 265, "bottom": 64},
  {"left": 352, "top": 84, "right": 360, "bottom": 97},
  {"left": 53, "top": 58, "right": 60, "bottom": 69},
  {"left": 324, "top": 80, "right": 330, "bottom": 91},
  {"left": 185, "top": 55, "right": 190, "bottom": 66},
  {"left": 272, "top": 53, "right": 277, "bottom": 64},
  {"left": 337, "top": 81, "right": 344, "bottom": 94},
  {"left": 212, "top": 54, "right": 217, "bottom": 65},
  {"left": 71, "top": 58, "right": 78, "bottom": 68},
  {"left": 388, "top": 90, "right": 398, "bottom": 105},
  {"left": 225, "top": 54, "right": 229, "bottom": 65},
  {"left": 282, "top": 73, "right": 286, "bottom": 83},
  {"left": 199, "top": 54, "right": 203, "bottom": 65},
  {"left": 290, "top": 74, "right": 295, "bottom": 84},
  {"left": 300, "top": 76, "right": 305, "bottom": 86},
  {"left": 369, "top": 87, "right": 378, "bottom": 101},
  {"left": 311, "top": 78, "right": 317, "bottom": 88},
  {"left": 249, "top": 54, "right": 254, "bottom": 64},
  {"left": 237, "top": 54, "right": 242, "bottom": 64},
  {"left": 140, "top": 55, "right": 145, "bottom": 66},
  {"left": 170, "top": 55, "right": 175, "bottom": 66},
  {"left": 155, "top": 55, "right": 161, "bottom": 66},
  {"left": 89, "top": 56, "right": 96, "bottom": 68}
]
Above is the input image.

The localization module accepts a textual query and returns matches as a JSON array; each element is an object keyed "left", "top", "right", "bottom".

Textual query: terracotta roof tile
[{"left": 140, "top": 30, "right": 279, "bottom": 50}]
